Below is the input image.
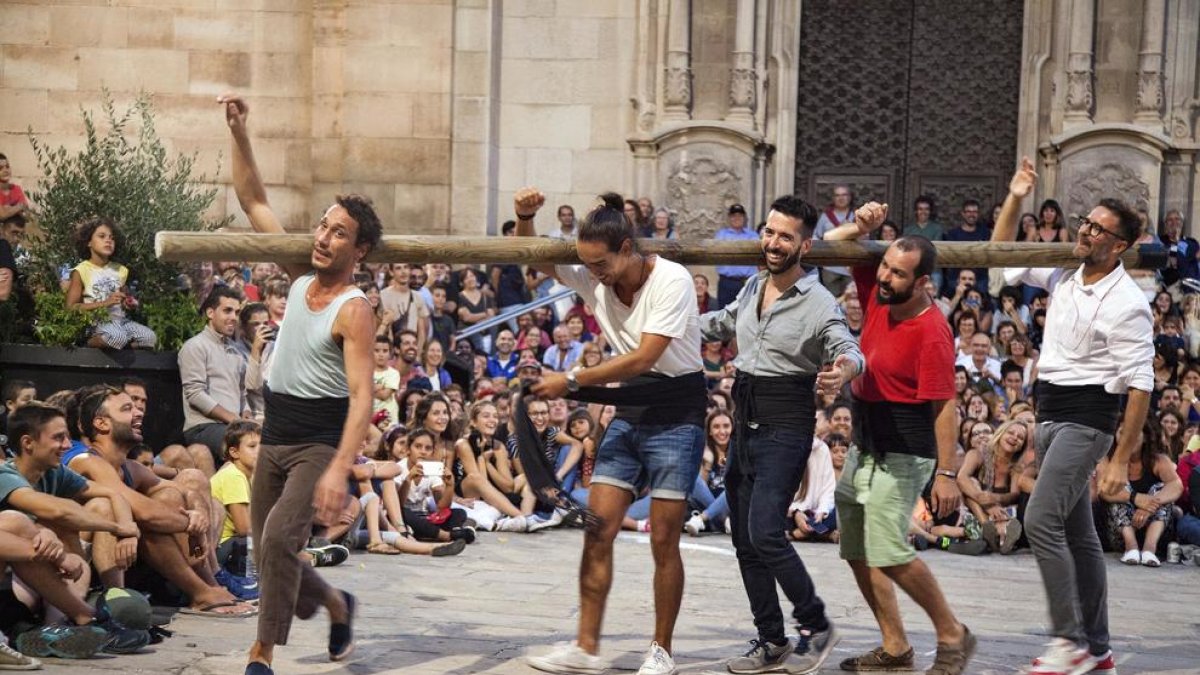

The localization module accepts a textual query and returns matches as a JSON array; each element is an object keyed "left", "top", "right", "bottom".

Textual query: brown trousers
[{"left": 250, "top": 442, "right": 335, "bottom": 645}]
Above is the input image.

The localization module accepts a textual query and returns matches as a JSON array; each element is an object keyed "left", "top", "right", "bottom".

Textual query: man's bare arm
[
  {"left": 514, "top": 187, "right": 558, "bottom": 279},
  {"left": 993, "top": 156, "right": 1037, "bottom": 243},
  {"left": 69, "top": 456, "right": 189, "bottom": 533},
  {"left": 219, "top": 93, "right": 308, "bottom": 279}
]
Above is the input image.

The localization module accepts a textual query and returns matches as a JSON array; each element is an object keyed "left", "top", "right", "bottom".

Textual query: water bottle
[
  {"left": 1166, "top": 541, "right": 1181, "bottom": 564},
  {"left": 245, "top": 535, "right": 257, "bottom": 581}
]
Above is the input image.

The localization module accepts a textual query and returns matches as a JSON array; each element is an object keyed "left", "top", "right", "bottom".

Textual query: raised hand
[
  {"left": 514, "top": 187, "right": 546, "bottom": 219},
  {"left": 218, "top": 94, "right": 249, "bottom": 132},
  {"left": 1009, "top": 156, "right": 1037, "bottom": 198},
  {"left": 853, "top": 202, "right": 889, "bottom": 233}
]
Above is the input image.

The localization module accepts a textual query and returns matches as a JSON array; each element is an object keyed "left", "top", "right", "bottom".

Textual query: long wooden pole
[{"left": 154, "top": 231, "right": 1166, "bottom": 269}]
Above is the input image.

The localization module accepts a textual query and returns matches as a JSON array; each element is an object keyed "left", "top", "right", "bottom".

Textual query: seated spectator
[
  {"left": 1006, "top": 333, "right": 1038, "bottom": 384},
  {"left": 120, "top": 376, "right": 212, "bottom": 479},
  {"left": 518, "top": 326, "right": 547, "bottom": 358},
  {"left": 420, "top": 340, "right": 453, "bottom": 392},
  {"left": 65, "top": 387, "right": 255, "bottom": 616},
  {"left": 957, "top": 420, "right": 1026, "bottom": 554},
  {"left": 65, "top": 217, "right": 157, "bottom": 350},
  {"left": 179, "top": 286, "right": 249, "bottom": 469},
  {"left": 1, "top": 379, "right": 35, "bottom": 455},
  {"left": 0, "top": 153, "right": 28, "bottom": 220},
  {"left": 396, "top": 429, "right": 475, "bottom": 544},
  {"left": 788, "top": 436, "right": 838, "bottom": 542},
  {"left": 701, "top": 340, "right": 728, "bottom": 387},
  {"left": 1098, "top": 420, "right": 1183, "bottom": 566},
  {"left": 999, "top": 360, "right": 1027, "bottom": 407},
  {"left": 579, "top": 341, "right": 604, "bottom": 370},
  {"left": 684, "top": 411, "right": 733, "bottom": 536},
  {"left": 694, "top": 274, "right": 716, "bottom": 315},
  {"left": 382, "top": 263, "right": 429, "bottom": 353},
  {"left": 565, "top": 314, "right": 594, "bottom": 346},
  {"left": 543, "top": 325, "right": 583, "bottom": 372},
  {"left": 236, "top": 303, "right": 271, "bottom": 420},
  {"left": 451, "top": 401, "right": 533, "bottom": 531},
  {"left": 487, "top": 328, "right": 520, "bottom": 382},
  {"left": 825, "top": 401, "right": 853, "bottom": 443},
  {"left": 965, "top": 394, "right": 992, "bottom": 424},
  {"left": 1, "top": 403, "right": 149, "bottom": 657},
  {"left": 1160, "top": 409, "right": 1186, "bottom": 460},
  {"left": 956, "top": 331, "right": 1002, "bottom": 387},
  {"left": 952, "top": 309, "right": 981, "bottom": 357},
  {"left": 394, "top": 329, "right": 432, "bottom": 391},
  {"left": 1177, "top": 442, "right": 1200, "bottom": 548},
  {"left": 210, "top": 420, "right": 259, "bottom": 577}
]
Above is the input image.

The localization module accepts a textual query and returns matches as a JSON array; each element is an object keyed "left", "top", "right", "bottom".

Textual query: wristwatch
[
  {"left": 566, "top": 371, "right": 580, "bottom": 393},
  {"left": 935, "top": 469, "right": 956, "bottom": 479}
]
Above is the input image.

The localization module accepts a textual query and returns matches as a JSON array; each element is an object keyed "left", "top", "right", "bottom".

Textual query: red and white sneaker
[{"left": 1031, "top": 639, "right": 1113, "bottom": 675}]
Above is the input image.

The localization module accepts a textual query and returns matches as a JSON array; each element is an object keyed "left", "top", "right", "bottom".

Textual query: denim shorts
[{"left": 591, "top": 419, "right": 705, "bottom": 500}]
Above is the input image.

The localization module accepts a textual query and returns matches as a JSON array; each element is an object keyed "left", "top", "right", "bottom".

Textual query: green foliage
[
  {"left": 141, "top": 291, "right": 205, "bottom": 352},
  {"left": 23, "top": 91, "right": 231, "bottom": 347},
  {"left": 33, "top": 291, "right": 106, "bottom": 348}
]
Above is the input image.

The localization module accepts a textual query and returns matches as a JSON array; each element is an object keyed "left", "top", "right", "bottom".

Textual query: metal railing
[{"left": 454, "top": 288, "right": 576, "bottom": 340}]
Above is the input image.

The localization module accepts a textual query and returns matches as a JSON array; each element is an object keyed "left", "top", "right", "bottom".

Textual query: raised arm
[
  {"left": 514, "top": 187, "right": 558, "bottom": 280},
  {"left": 823, "top": 202, "right": 889, "bottom": 241},
  {"left": 219, "top": 94, "right": 308, "bottom": 279},
  {"left": 993, "top": 156, "right": 1037, "bottom": 243}
]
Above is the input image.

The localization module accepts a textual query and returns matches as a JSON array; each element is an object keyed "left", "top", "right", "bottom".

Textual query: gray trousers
[{"left": 1025, "top": 421, "right": 1113, "bottom": 655}]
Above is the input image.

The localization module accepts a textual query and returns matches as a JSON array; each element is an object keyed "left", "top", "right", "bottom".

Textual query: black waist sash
[
  {"left": 568, "top": 371, "right": 707, "bottom": 427},
  {"left": 1036, "top": 381, "right": 1120, "bottom": 435},
  {"left": 732, "top": 371, "right": 817, "bottom": 429},
  {"left": 853, "top": 397, "right": 938, "bottom": 460},
  {"left": 262, "top": 386, "right": 349, "bottom": 447}
]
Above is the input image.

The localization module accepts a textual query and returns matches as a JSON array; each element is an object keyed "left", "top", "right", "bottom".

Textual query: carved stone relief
[
  {"left": 1065, "top": 163, "right": 1151, "bottom": 218},
  {"left": 665, "top": 154, "right": 744, "bottom": 239},
  {"left": 729, "top": 67, "right": 756, "bottom": 111}
]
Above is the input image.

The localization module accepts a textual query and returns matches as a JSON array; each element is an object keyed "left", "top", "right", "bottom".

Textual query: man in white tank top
[
  {"left": 517, "top": 189, "right": 707, "bottom": 675},
  {"left": 222, "top": 95, "right": 380, "bottom": 675}
]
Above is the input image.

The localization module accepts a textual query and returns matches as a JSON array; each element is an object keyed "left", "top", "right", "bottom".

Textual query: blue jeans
[
  {"left": 555, "top": 444, "right": 579, "bottom": 494},
  {"left": 591, "top": 419, "right": 705, "bottom": 500},
  {"left": 689, "top": 476, "right": 729, "bottom": 529},
  {"left": 1178, "top": 513, "right": 1200, "bottom": 546},
  {"left": 726, "top": 424, "right": 827, "bottom": 642}
]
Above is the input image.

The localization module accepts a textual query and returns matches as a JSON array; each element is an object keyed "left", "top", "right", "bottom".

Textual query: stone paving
[{"left": 33, "top": 530, "right": 1200, "bottom": 674}]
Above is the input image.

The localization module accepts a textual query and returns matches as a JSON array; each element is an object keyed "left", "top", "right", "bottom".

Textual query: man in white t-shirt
[{"left": 515, "top": 188, "right": 706, "bottom": 675}]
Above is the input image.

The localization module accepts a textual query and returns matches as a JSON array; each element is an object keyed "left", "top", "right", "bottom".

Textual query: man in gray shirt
[
  {"left": 700, "top": 194, "right": 863, "bottom": 675},
  {"left": 179, "top": 286, "right": 248, "bottom": 468}
]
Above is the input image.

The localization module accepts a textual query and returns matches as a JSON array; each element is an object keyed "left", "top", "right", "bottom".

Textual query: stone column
[
  {"left": 726, "top": 0, "right": 756, "bottom": 127},
  {"left": 1064, "top": 0, "right": 1096, "bottom": 126},
  {"left": 662, "top": 0, "right": 692, "bottom": 122},
  {"left": 1135, "top": 0, "right": 1166, "bottom": 127}
]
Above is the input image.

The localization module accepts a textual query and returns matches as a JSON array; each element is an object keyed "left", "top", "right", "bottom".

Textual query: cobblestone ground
[{"left": 34, "top": 530, "right": 1200, "bottom": 674}]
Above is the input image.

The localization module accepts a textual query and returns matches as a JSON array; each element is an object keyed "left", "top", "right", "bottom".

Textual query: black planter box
[{"left": 0, "top": 344, "right": 183, "bottom": 452}]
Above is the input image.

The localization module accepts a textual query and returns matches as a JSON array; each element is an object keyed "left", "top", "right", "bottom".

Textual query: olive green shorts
[{"left": 835, "top": 446, "right": 936, "bottom": 568}]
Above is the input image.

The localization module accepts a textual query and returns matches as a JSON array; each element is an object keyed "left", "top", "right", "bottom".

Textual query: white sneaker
[
  {"left": 1140, "top": 550, "right": 1161, "bottom": 567},
  {"left": 724, "top": 517, "right": 732, "bottom": 535},
  {"left": 1030, "top": 638, "right": 1100, "bottom": 675},
  {"left": 637, "top": 642, "right": 677, "bottom": 675},
  {"left": 683, "top": 513, "right": 704, "bottom": 537},
  {"left": 1119, "top": 549, "right": 1140, "bottom": 565},
  {"left": 528, "top": 510, "right": 564, "bottom": 532},
  {"left": 527, "top": 642, "right": 604, "bottom": 675},
  {"left": 0, "top": 641, "right": 40, "bottom": 670},
  {"left": 495, "top": 515, "right": 529, "bottom": 533}
]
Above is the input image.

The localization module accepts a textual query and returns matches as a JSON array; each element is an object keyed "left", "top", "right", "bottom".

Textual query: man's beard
[
  {"left": 113, "top": 421, "right": 142, "bottom": 447},
  {"left": 763, "top": 247, "right": 801, "bottom": 274},
  {"left": 876, "top": 281, "right": 915, "bottom": 305}
]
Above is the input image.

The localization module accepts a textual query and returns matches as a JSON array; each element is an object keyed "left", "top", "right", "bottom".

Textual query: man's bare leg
[
  {"left": 849, "top": 560, "right": 911, "bottom": 656},
  {"left": 83, "top": 498, "right": 127, "bottom": 588},
  {"left": 647, "top": 498, "right": 688, "bottom": 653},
  {"left": 879, "top": 559, "right": 965, "bottom": 646},
  {"left": 577, "top": 484, "right": 634, "bottom": 655}
]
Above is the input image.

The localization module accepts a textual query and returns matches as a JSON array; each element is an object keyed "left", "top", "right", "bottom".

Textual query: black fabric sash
[
  {"left": 261, "top": 386, "right": 349, "bottom": 448},
  {"left": 568, "top": 371, "right": 707, "bottom": 426}
]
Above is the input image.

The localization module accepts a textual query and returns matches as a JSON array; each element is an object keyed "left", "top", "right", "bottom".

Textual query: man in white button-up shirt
[{"left": 994, "top": 158, "right": 1154, "bottom": 675}]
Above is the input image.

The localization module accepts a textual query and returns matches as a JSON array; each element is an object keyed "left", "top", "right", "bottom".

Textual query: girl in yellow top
[{"left": 65, "top": 217, "right": 156, "bottom": 349}]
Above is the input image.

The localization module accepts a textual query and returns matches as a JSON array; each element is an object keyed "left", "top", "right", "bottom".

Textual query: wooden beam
[{"left": 154, "top": 231, "right": 1166, "bottom": 269}]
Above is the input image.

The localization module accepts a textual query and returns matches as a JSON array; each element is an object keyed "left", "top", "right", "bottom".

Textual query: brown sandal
[{"left": 366, "top": 542, "right": 400, "bottom": 555}]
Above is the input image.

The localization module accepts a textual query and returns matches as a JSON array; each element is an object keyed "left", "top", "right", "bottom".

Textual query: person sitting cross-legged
[{"left": 1, "top": 403, "right": 150, "bottom": 658}]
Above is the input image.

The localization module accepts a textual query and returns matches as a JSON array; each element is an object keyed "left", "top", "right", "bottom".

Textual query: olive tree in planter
[{"left": 23, "top": 91, "right": 232, "bottom": 351}]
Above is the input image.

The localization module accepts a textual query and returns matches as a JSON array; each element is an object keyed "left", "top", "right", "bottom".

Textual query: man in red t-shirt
[{"left": 824, "top": 204, "right": 976, "bottom": 675}]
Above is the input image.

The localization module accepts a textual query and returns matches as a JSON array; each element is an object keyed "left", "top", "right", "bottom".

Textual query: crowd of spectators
[{"left": 1, "top": 158, "right": 1198, "bottom": 668}]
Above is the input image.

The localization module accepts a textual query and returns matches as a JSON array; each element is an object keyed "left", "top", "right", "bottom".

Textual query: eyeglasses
[
  {"left": 528, "top": 410, "right": 549, "bottom": 417},
  {"left": 971, "top": 429, "right": 993, "bottom": 437},
  {"left": 1076, "top": 216, "right": 1131, "bottom": 243}
]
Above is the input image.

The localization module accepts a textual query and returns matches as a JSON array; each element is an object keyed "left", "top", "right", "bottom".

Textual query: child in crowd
[
  {"left": 372, "top": 336, "right": 401, "bottom": 427},
  {"left": 397, "top": 429, "right": 476, "bottom": 544},
  {"left": 1, "top": 379, "right": 36, "bottom": 456},
  {"left": 65, "top": 217, "right": 156, "bottom": 349},
  {"left": 788, "top": 436, "right": 840, "bottom": 543},
  {"left": 209, "top": 420, "right": 260, "bottom": 599}
]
